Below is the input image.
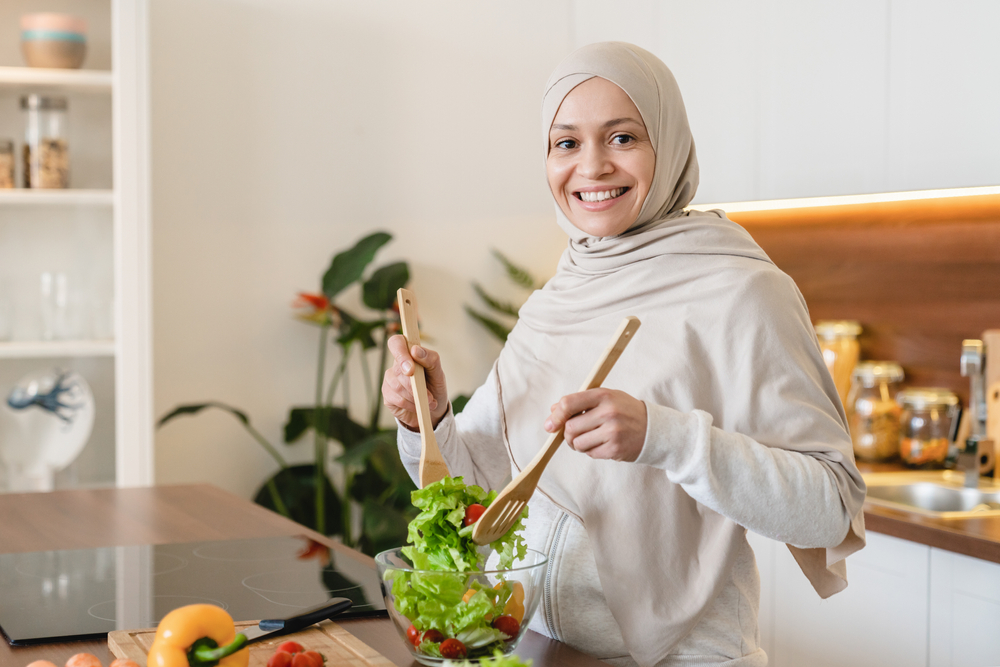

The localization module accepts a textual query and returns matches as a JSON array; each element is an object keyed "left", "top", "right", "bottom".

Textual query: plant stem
[
  {"left": 324, "top": 347, "right": 351, "bottom": 407},
  {"left": 342, "top": 469, "right": 355, "bottom": 548},
  {"left": 359, "top": 345, "right": 374, "bottom": 428},
  {"left": 314, "top": 324, "right": 330, "bottom": 535},
  {"left": 266, "top": 478, "right": 292, "bottom": 518},
  {"left": 370, "top": 325, "right": 391, "bottom": 431},
  {"left": 240, "top": 422, "right": 289, "bottom": 468}
]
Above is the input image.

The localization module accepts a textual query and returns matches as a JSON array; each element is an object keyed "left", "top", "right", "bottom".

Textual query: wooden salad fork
[
  {"left": 397, "top": 288, "right": 451, "bottom": 487},
  {"left": 471, "top": 316, "right": 642, "bottom": 545}
]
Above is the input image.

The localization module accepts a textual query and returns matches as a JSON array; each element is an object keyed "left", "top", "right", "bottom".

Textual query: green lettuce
[
  {"left": 388, "top": 476, "right": 529, "bottom": 655},
  {"left": 445, "top": 649, "right": 533, "bottom": 667}
]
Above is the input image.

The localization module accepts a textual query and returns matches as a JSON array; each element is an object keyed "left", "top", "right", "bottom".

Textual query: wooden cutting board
[{"left": 108, "top": 620, "right": 395, "bottom": 667}]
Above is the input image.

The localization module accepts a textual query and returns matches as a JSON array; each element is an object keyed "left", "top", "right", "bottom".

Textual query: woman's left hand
[{"left": 544, "top": 388, "right": 647, "bottom": 462}]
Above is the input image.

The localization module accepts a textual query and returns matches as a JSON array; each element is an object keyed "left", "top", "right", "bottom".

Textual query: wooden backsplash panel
[{"left": 730, "top": 196, "right": 1000, "bottom": 406}]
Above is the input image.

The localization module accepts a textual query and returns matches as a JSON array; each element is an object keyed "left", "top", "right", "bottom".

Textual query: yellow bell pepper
[{"left": 146, "top": 604, "right": 250, "bottom": 667}]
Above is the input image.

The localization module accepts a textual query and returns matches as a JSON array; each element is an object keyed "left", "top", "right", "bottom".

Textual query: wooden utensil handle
[
  {"left": 397, "top": 288, "right": 434, "bottom": 437},
  {"left": 526, "top": 316, "right": 641, "bottom": 475}
]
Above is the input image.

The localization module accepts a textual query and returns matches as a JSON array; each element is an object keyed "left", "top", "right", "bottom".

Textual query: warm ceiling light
[{"left": 688, "top": 185, "right": 1000, "bottom": 214}]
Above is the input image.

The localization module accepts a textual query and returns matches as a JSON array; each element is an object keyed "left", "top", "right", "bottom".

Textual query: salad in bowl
[{"left": 376, "top": 476, "right": 544, "bottom": 664}]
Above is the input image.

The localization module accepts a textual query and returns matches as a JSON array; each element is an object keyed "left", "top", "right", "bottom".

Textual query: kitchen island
[{"left": 0, "top": 485, "right": 603, "bottom": 667}]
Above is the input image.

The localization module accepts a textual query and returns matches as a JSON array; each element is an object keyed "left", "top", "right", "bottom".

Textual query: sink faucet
[{"left": 960, "top": 340, "right": 992, "bottom": 488}]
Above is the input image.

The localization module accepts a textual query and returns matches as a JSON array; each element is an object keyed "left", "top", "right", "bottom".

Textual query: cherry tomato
[
  {"left": 291, "top": 653, "right": 315, "bottom": 667},
  {"left": 421, "top": 629, "right": 444, "bottom": 643},
  {"left": 267, "top": 652, "right": 293, "bottom": 667},
  {"left": 276, "top": 641, "right": 305, "bottom": 654},
  {"left": 406, "top": 624, "right": 421, "bottom": 646},
  {"left": 302, "top": 651, "right": 324, "bottom": 667},
  {"left": 492, "top": 614, "right": 521, "bottom": 638},
  {"left": 439, "top": 638, "right": 468, "bottom": 659},
  {"left": 463, "top": 503, "right": 486, "bottom": 526}
]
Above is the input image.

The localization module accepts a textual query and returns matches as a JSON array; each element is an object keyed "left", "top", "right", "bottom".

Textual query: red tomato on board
[
  {"left": 301, "top": 651, "right": 324, "bottom": 667},
  {"left": 439, "top": 638, "right": 468, "bottom": 659},
  {"left": 266, "top": 652, "right": 293, "bottom": 667},
  {"left": 463, "top": 504, "right": 486, "bottom": 526},
  {"left": 276, "top": 641, "right": 305, "bottom": 654},
  {"left": 421, "top": 629, "right": 444, "bottom": 643},
  {"left": 291, "top": 653, "right": 316, "bottom": 667},
  {"left": 492, "top": 614, "right": 521, "bottom": 638},
  {"left": 406, "top": 624, "right": 421, "bottom": 646}
]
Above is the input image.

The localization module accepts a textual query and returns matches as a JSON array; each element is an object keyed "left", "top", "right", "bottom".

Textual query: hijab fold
[{"left": 495, "top": 42, "right": 866, "bottom": 666}]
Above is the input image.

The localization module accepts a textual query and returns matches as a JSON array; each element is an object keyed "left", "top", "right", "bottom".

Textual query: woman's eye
[
  {"left": 612, "top": 134, "right": 635, "bottom": 145},
  {"left": 554, "top": 139, "right": 577, "bottom": 150}
]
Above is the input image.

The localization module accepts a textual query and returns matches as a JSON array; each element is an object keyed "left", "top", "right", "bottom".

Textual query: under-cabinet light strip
[{"left": 689, "top": 185, "right": 1000, "bottom": 214}]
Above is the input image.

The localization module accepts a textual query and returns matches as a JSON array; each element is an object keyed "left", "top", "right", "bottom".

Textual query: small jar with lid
[
  {"left": 847, "top": 361, "right": 904, "bottom": 462},
  {"left": 897, "top": 388, "right": 959, "bottom": 468},
  {"left": 21, "top": 94, "right": 69, "bottom": 189},
  {"left": 815, "top": 320, "right": 862, "bottom": 409}
]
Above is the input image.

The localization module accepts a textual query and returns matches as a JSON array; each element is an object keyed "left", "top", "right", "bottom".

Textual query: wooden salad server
[
  {"left": 397, "top": 288, "right": 451, "bottom": 487},
  {"left": 471, "top": 315, "right": 641, "bottom": 545}
]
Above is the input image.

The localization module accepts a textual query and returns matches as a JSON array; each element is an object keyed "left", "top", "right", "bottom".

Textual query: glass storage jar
[
  {"left": 897, "top": 387, "right": 959, "bottom": 468},
  {"left": 815, "top": 320, "right": 861, "bottom": 409},
  {"left": 0, "top": 139, "right": 14, "bottom": 188},
  {"left": 21, "top": 94, "right": 69, "bottom": 189},
  {"left": 847, "top": 361, "right": 904, "bottom": 462}
]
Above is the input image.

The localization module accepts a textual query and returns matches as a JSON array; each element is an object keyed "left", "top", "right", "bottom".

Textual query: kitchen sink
[{"left": 863, "top": 471, "right": 1000, "bottom": 518}]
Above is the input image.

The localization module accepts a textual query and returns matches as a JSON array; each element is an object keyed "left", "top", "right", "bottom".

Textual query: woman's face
[{"left": 546, "top": 77, "right": 655, "bottom": 238}]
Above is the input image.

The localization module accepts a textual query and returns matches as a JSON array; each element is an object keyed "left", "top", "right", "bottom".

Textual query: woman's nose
[{"left": 577, "top": 144, "right": 613, "bottom": 179}]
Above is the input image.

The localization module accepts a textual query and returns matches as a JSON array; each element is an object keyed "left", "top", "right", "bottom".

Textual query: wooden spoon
[
  {"left": 471, "top": 316, "right": 641, "bottom": 545},
  {"left": 397, "top": 288, "right": 451, "bottom": 487}
]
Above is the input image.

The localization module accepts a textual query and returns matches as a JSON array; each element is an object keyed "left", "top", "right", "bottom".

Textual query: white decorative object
[{"left": 0, "top": 369, "right": 94, "bottom": 492}]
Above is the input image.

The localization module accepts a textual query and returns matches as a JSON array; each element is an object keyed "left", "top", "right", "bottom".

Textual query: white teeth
[{"left": 579, "top": 187, "right": 625, "bottom": 202}]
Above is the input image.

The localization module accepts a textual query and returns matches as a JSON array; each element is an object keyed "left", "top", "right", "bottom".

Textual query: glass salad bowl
[{"left": 375, "top": 547, "right": 548, "bottom": 665}]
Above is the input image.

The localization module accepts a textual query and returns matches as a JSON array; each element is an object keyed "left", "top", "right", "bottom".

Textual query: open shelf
[
  {"left": 0, "top": 189, "right": 113, "bottom": 206},
  {"left": 0, "top": 66, "right": 112, "bottom": 91},
  {"left": 0, "top": 339, "right": 115, "bottom": 359}
]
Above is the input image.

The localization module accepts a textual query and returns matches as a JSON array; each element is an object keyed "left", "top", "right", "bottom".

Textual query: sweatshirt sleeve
[
  {"left": 633, "top": 402, "right": 851, "bottom": 549},
  {"left": 397, "top": 363, "right": 512, "bottom": 492}
]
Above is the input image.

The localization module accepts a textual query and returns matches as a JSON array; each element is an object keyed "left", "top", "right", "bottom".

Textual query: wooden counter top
[{"left": 0, "top": 485, "right": 603, "bottom": 667}]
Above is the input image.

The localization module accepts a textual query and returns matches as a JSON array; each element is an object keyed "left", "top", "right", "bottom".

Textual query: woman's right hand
[{"left": 382, "top": 335, "right": 450, "bottom": 431}]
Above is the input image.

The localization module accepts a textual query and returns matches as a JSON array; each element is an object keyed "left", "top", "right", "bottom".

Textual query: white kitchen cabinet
[
  {"left": 929, "top": 548, "right": 1000, "bottom": 667},
  {"left": 0, "top": 0, "right": 152, "bottom": 491},
  {"left": 749, "top": 530, "right": 930, "bottom": 667}
]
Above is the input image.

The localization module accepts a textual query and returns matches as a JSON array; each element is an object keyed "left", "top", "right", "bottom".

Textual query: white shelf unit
[{"left": 0, "top": 0, "right": 152, "bottom": 491}]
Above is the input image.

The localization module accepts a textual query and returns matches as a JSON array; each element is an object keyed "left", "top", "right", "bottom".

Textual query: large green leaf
[
  {"left": 157, "top": 401, "right": 250, "bottom": 428},
  {"left": 492, "top": 249, "right": 538, "bottom": 289},
  {"left": 451, "top": 394, "right": 471, "bottom": 414},
  {"left": 363, "top": 262, "right": 410, "bottom": 311},
  {"left": 253, "top": 464, "right": 343, "bottom": 536},
  {"left": 284, "top": 406, "right": 368, "bottom": 446},
  {"left": 472, "top": 283, "right": 520, "bottom": 318},
  {"left": 322, "top": 232, "right": 392, "bottom": 300},
  {"left": 464, "top": 306, "right": 511, "bottom": 342}
]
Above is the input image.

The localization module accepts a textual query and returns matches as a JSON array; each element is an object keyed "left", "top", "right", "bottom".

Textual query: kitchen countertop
[
  {"left": 859, "top": 462, "right": 1000, "bottom": 563},
  {"left": 0, "top": 484, "right": 604, "bottom": 667}
]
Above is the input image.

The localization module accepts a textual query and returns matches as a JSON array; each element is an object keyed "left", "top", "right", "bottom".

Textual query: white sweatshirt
[{"left": 397, "top": 366, "right": 851, "bottom": 666}]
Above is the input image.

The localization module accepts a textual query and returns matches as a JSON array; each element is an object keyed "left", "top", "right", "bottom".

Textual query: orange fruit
[
  {"left": 27, "top": 661, "right": 58, "bottom": 667},
  {"left": 66, "top": 654, "right": 102, "bottom": 667},
  {"left": 494, "top": 581, "right": 525, "bottom": 623},
  {"left": 110, "top": 660, "right": 140, "bottom": 667}
]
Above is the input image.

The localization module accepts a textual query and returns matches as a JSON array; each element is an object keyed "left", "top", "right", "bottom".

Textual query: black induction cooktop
[{"left": 0, "top": 535, "right": 386, "bottom": 646}]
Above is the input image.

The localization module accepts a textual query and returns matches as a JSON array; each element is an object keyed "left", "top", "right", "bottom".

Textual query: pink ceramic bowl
[{"left": 20, "top": 13, "right": 88, "bottom": 69}]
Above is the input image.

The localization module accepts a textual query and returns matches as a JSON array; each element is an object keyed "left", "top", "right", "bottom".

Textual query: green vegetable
[
  {"left": 388, "top": 476, "right": 529, "bottom": 658},
  {"left": 402, "top": 476, "right": 528, "bottom": 572},
  {"left": 445, "top": 649, "right": 533, "bottom": 667}
]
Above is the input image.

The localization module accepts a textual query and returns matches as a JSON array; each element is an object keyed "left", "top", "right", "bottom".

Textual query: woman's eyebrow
[{"left": 549, "top": 117, "right": 643, "bottom": 132}]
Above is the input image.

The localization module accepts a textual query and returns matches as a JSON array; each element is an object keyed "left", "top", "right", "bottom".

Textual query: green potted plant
[{"left": 159, "top": 231, "right": 417, "bottom": 556}]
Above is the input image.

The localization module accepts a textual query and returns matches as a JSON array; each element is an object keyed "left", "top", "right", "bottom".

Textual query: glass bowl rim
[{"left": 375, "top": 546, "right": 548, "bottom": 576}]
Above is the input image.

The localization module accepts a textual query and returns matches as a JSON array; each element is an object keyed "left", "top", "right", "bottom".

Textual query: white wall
[{"left": 151, "top": 0, "right": 1000, "bottom": 499}]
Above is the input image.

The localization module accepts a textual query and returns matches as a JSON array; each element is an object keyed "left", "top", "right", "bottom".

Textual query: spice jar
[
  {"left": 0, "top": 140, "right": 14, "bottom": 188},
  {"left": 21, "top": 94, "right": 69, "bottom": 189},
  {"left": 897, "top": 388, "right": 959, "bottom": 468},
  {"left": 847, "top": 361, "right": 904, "bottom": 462},
  {"left": 815, "top": 320, "right": 861, "bottom": 409}
]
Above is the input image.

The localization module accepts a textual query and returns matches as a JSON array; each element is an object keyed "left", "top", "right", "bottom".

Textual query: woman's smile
[{"left": 546, "top": 76, "right": 655, "bottom": 238}]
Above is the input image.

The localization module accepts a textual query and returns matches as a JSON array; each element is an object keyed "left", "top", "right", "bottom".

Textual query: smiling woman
[{"left": 384, "top": 42, "right": 866, "bottom": 667}]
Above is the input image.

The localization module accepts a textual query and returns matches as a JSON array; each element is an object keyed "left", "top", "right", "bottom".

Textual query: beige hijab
[{"left": 495, "top": 42, "right": 865, "bottom": 665}]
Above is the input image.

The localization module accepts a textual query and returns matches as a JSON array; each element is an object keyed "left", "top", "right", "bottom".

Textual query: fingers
[{"left": 544, "top": 388, "right": 607, "bottom": 432}]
